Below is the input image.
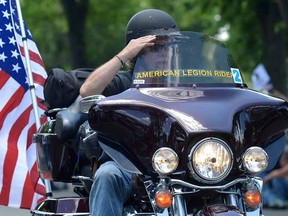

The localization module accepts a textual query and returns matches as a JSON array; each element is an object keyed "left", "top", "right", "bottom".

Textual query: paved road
[
  {"left": 0, "top": 206, "right": 30, "bottom": 215},
  {"left": 264, "top": 208, "right": 287, "bottom": 216}
]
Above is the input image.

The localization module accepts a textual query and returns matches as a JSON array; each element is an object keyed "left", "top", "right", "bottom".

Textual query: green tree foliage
[
  {"left": 61, "top": 0, "right": 89, "bottom": 68},
  {"left": 84, "top": 0, "right": 144, "bottom": 68},
  {"left": 21, "top": 1, "right": 69, "bottom": 70}
]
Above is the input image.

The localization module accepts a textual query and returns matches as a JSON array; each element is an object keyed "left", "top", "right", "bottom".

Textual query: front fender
[{"left": 201, "top": 204, "right": 243, "bottom": 216}]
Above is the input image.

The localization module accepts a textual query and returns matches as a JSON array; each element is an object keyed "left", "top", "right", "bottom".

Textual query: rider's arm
[
  {"left": 263, "top": 164, "right": 288, "bottom": 183},
  {"left": 80, "top": 35, "right": 156, "bottom": 97}
]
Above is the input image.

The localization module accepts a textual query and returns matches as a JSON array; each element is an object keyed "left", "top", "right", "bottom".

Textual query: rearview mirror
[{"left": 79, "top": 95, "right": 105, "bottom": 113}]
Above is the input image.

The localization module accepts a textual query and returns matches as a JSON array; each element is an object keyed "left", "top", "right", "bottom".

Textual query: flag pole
[{"left": 15, "top": 0, "right": 52, "bottom": 198}]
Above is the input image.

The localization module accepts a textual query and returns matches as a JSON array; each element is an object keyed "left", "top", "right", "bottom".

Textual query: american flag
[{"left": 0, "top": 0, "right": 47, "bottom": 209}]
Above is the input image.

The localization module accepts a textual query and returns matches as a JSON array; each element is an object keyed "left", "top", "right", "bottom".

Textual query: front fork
[
  {"left": 244, "top": 177, "right": 264, "bottom": 216},
  {"left": 144, "top": 178, "right": 189, "bottom": 216},
  {"left": 200, "top": 177, "right": 264, "bottom": 216},
  {"left": 172, "top": 192, "right": 188, "bottom": 215}
]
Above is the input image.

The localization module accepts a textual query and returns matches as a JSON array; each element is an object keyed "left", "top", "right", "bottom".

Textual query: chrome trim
[
  {"left": 172, "top": 188, "right": 188, "bottom": 216},
  {"left": 31, "top": 211, "right": 55, "bottom": 215},
  {"left": 245, "top": 208, "right": 261, "bottom": 216},
  {"left": 171, "top": 177, "right": 247, "bottom": 191},
  {"left": 32, "top": 210, "right": 90, "bottom": 215},
  {"left": 63, "top": 214, "right": 90, "bottom": 216},
  {"left": 227, "top": 193, "right": 240, "bottom": 208}
]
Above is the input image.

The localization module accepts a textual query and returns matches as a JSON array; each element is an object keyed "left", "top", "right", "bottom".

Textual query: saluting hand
[{"left": 117, "top": 35, "right": 156, "bottom": 63}]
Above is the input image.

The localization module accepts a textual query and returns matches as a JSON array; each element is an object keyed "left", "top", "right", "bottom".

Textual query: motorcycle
[{"left": 31, "top": 31, "right": 288, "bottom": 216}]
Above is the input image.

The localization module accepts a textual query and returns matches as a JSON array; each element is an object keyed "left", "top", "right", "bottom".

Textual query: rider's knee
[{"left": 94, "top": 161, "right": 122, "bottom": 183}]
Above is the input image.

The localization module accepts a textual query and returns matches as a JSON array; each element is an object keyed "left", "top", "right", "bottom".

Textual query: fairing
[
  {"left": 89, "top": 87, "right": 287, "bottom": 176},
  {"left": 88, "top": 32, "right": 288, "bottom": 178}
]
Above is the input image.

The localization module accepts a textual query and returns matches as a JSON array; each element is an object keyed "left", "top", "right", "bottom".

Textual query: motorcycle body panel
[
  {"left": 31, "top": 197, "right": 89, "bottom": 216},
  {"left": 89, "top": 87, "right": 288, "bottom": 176},
  {"left": 33, "top": 120, "right": 78, "bottom": 181},
  {"left": 201, "top": 204, "right": 243, "bottom": 216},
  {"left": 33, "top": 97, "right": 89, "bottom": 181}
]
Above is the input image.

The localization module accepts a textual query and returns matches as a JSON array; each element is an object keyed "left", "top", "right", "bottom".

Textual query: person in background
[
  {"left": 80, "top": 9, "right": 179, "bottom": 216},
  {"left": 251, "top": 63, "right": 288, "bottom": 101},
  {"left": 261, "top": 148, "right": 288, "bottom": 208}
]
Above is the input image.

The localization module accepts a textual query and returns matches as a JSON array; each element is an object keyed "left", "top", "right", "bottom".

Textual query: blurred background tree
[{"left": 21, "top": 0, "right": 287, "bottom": 94}]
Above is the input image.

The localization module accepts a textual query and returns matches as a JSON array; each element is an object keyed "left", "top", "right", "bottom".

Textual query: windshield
[{"left": 132, "top": 31, "right": 244, "bottom": 88}]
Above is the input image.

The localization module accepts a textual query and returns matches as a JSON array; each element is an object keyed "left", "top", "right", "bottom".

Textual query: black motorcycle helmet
[{"left": 125, "top": 9, "right": 179, "bottom": 44}]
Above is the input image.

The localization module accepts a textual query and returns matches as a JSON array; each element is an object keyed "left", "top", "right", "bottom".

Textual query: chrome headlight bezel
[
  {"left": 188, "top": 137, "right": 233, "bottom": 184},
  {"left": 152, "top": 147, "right": 179, "bottom": 175},
  {"left": 242, "top": 146, "right": 269, "bottom": 174}
]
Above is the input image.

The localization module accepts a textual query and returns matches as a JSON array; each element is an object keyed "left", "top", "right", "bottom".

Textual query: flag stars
[
  {"left": 10, "top": 6, "right": 15, "bottom": 15},
  {"left": 5, "top": 23, "right": 13, "bottom": 32},
  {"left": 11, "top": 49, "right": 19, "bottom": 58},
  {"left": 9, "top": 36, "right": 16, "bottom": 45},
  {"left": 0, "top": 38, "right": 5, "bottom": 48},
  {"left": 0, "top": 0, "right": 7, "bottom": 6},
  {"left": 2, "top": 10, "right": 10, "bottom": 19},
  {"left": 0, "top": 52, "right": 7, "bottom": 62},
  {"left": 27, "top": 29, "right": 32, "bottom": 37},
  {"left": 14, "top": 22, "right": 20, "bottom": 31},
  {"left": 12, "top": 63, "right": 21, "bottom": 73}
]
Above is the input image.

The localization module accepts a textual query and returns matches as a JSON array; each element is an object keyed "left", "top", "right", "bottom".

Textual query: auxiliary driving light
[
  {"left": 242, "top": 147, "right": 268, "bottom": 174},
  {"left": 152, "top": 147, "right": 179, "bottom": 175}
]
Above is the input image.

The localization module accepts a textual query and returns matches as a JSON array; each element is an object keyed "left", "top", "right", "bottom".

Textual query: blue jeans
[
  {"left": 262, "top": 177, "right": 288, "bottom": 206},
  {"left": 89, "top": 161, "right": 133, "bottom": 216}
]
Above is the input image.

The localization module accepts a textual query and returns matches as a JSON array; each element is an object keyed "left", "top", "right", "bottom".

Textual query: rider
[{"left": 80, "top": 9, "right": 179, "bottom": 216}]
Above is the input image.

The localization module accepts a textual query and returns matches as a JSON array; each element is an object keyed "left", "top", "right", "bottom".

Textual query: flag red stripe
[
  {"left": 38, "top": 97, "right": 47, "bottom": 111},
  {"left": 26, "top": 99, "right": 47, "bottom": 150},
  {"left": 21, "top": 116, "right": 46, "bottom": 208},
  {"left": 19, "top": 46, "right": 45, "bottom": 68},
  {"left": 21, "top": 124, "right": 46, "bottom": 208},
  {"left": 26, "top": 123, "right": 36, "bottom": 150},
  {"left": 31, "top": 163, "right": 46, "bottom": 195},
  {"left": 32, "top": 71, "right": 46, "bottom": 86},
  {"left": 0, "top": 105, "right": 33, "bottom": 205},
  {"left": 41, "top": 116, "right": 47, "bottom": 124},
  {"left": 0, "top": 70, "right": 10, "bottom": 89},
  {"left": 21, "top": 163, "right": 46, "bottom": 208},
  {"left": 0, "top": 87, "right": 25, "bottom": 130},
  {"left": 21, "top": 173, "right": 34, "bottom": 208}
]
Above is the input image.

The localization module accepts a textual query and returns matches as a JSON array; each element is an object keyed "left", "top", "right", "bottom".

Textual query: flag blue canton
[{"left": 0, "top": 0, "right": 34, "bottom": 91}]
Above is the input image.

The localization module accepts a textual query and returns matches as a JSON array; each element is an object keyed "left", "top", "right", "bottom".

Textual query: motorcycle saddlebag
[{"left": 33, "top": 121, "right": 77, "bottom": 181}]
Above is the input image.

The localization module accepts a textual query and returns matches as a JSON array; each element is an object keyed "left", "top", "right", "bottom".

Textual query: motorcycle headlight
[
  {"left": 152, "top": 147, "right": 179, "bottom": 175},
  {"left": 188, "top": 138, "right": 233, "bottom": 183},
  {"left": 242, "top": 147, "right": 268, "bottom": 174}
]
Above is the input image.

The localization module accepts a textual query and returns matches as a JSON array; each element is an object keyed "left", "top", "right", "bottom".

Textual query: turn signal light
[
  {"left": 245, "top": 189, "right": 261, "bottom": 208},
  {"left": 155, "top": 189, "right": 173, "bottom": 209}
]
